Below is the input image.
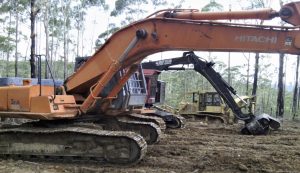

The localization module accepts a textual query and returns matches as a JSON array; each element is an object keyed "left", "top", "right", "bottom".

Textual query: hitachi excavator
[
  {"left": 0, "top": 1, "right": 299, "bottom": 165},
  {"left": 141, "top": 52, "right": 256, "bottom": 124}
]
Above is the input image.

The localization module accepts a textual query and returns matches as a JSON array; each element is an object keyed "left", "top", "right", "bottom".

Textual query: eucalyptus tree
[
  {"left": 242, "top": 53, "right": 251, "bottom": 95},
  {"left": 243, "top": 0, "right": 271, "bottom": 98},
  {"left": 292, "top": 56, "right": 299, "bottom": 119},
  {"left": 95, "top": 0, "right": 176, "bottom": 48},
  {"left": 0, "top": 0, "right": 29, "bottom": 77},
  {"left": 61, "top": 0, "right": 72, "bottom": 80},
  {"left": 95, "top": 0, "right": 150, "bottom": 48},
  {"left": 276, "top": 0, "right": 289, "bottom": 118},
  {"left": 252, "top": 53, "right": 259, "bottom": 96},
  {"left": 0, "top": 1, "right": 14, "bottom": 77},
  {"left": 277, "top": 53, "right": 285, "bottom": 118},
  {"left": 201, "top": 0, "right": 226, "bottom": 87},
  {"left": 61, "top": 0, "right": 108, "bottom": 79},
  {"left": 72, "top": 0, "right": 108, "bottom": 56},
  {"left": 15, "top": 0, "right": 29, "bottom": 77},
  {"left": 30, "top": 0, "right": 38, "bottom": 78},
  {"left": 257, "top": 58, "right": 275, "bottom": 114},
  {"left": 38, "top": 0, "right": 51, "bottom": 78},
  {"left": 201, "top": 0, "right": 223, "bottom": 12}
]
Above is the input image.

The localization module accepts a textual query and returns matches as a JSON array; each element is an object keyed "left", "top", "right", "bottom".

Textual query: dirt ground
[{"left": 0, "top": 119, "right": 299, "bottom": 173}]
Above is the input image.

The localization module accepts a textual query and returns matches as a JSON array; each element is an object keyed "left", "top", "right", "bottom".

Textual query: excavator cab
[
  {"left": 199, "top": 92, "right": 222, "bottom": 109},
  {"left": 143, "top": 69, "right": 166, "bottom": 107},
  {"left": 113, "top": 66, "right": 148, "bottom": 109}
]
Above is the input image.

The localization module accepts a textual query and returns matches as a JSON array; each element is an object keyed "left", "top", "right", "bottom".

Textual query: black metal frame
[{"left": 142, "top": 52, "right": 253, "bottom": 121}]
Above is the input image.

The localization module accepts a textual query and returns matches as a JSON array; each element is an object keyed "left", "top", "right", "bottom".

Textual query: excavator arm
[
  {"left": 141, "top": 52, "right": 281, "bottom": 134},
  {"left": 141, "top": 52, "right": 247, "bottom": 120}
]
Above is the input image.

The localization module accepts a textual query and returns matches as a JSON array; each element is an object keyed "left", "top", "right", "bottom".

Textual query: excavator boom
[{"left": 65, "top": 4, "right": 300, "bottom": 115}]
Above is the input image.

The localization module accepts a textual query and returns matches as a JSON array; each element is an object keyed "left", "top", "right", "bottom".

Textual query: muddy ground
[{"left": 0, "top": 119, "right": 299, "bottom": 173}]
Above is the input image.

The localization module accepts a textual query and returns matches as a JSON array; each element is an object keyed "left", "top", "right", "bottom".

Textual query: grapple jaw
[{"left": 241, "top": 113, "right": 281, "bottom": 135}]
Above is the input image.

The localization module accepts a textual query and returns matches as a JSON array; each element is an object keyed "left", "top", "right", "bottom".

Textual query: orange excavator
[{"left": 0, "top": 1, "right": 300, "bottom": 165}]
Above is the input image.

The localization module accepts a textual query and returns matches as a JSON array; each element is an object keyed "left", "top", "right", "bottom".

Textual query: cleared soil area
[{"left": 0, "top": 119, "right": 299, "bottom": 173}]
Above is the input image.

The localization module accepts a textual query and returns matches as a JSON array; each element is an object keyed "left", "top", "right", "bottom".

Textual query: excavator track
[
  {"left": 151, "top": 106, "right": 185, "bottom": 129},
  {"left": 181, "top": 113, "right": 228, "bottom": 125},
  {"left": 104, "top": 117, "right": 162, "bottom": 145},
  {"left": 22, "top": 115, "right": 162, "bottom": 145},
  {"left": 125, "top": 113, "right": 166, "bottom": 130},
  {"left": 166, "top": 113, "right": 185, "bottom": 129},
  {"left": 0, "top": 126, "right": 147, "bottom": 165},
  {"left": 141, "top": 109, "right": 185, "bottom": 129},
  {"left": 149, "top": 112, "right": 185, "bottom": 129}
]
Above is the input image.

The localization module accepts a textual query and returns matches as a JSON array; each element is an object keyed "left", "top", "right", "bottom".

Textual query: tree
[
  {"left": 73, "top": 0, "right": 108, "bottom": 53},
  {"left": 40, "top": 0, "right": 50, "bottom": 78},
  {"left": 252, "top": 53, "right": 259, "bottom": 96},
  {"left": 0, "top": 1, "right": 13, "bottom": 77},
  {"left": 201, "top": 0, "right": 226, "bottom": 85},
  {"left": 245, "top": 0, "right": 270, "bottom": 106},
  {"left": 62, "top": 0, "right": 71, "bottom": 80},
  {"left": 110, "top": 0, "right": 148, "bottom": 22},
  {"left": 0, "top": 0, "right": 29, "bottom": 77},
  {"left": 95, "top": 0, "right": 171, "bottom": 49},
  {"left": 201, "top": 0, "right": 223, "bottom": 12},
  {"left": 14, "top": 0, "right": 19, "bottom": 77},
  {"left": 276, "top": 53, "right": 285, "bottom": 119},
  {"left": 292, "top": 56, "right": 299, "bottom": 119},
  {"left": 242, "top": 53, "right": 251, "bottom": 95},
  {"left": 276, "top": 0, "right": 286, "bottom": 119},
  {"left": 30, "top": 0, "right": 38, "bottom": 78}
]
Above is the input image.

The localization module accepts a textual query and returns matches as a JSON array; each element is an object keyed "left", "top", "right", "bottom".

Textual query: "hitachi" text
[{"left": 235, "top": 35, "right": 277, "bottom": 44}]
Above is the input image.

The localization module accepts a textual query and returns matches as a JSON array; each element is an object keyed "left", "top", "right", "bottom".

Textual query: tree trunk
[
  {"left": 50, "top": 35, "right": 54, "bottom": 63},
  {"left": 53, "top": 38, "right": 59, "bottom": 78},
  {"left": 30, "top": 0, "right": 36, "bottom": 78},
  {"left": 62, "top": 1, "right": 70, "bottom": 80},
  {"left": 292, "top": 55, "right": 300, "bottom": 119},
  {"left": 276, "top": 53, "right": 285, "bottom": 119},
  {"left": 6, "top": 10, "right": 12, "bottom": 77},
  {"left": 77, "top": 27, "right": 80, "bottom": 57},
  {"left": 228, "top": 52, "right": 231, "bottom": 85},
  {"left": 298, "top": 86, "right": 300, "bottom": 110},
  {"left": 63, "top": 24, "right": 67, "bottom": 80},
  {"left": 43, "top": 0, "right": 50, "bottom": 79},
  {"left": 14, "top": 7, "right": 19, "bottom": 77},
  {"left": 252, "top": 53, "right": 260, "bottom": 96},
  {"left": 245, "top": 53, "right": 250, "bottom": 95},
  {"left": 266, "top": 85, "right": 271, "bottom": 114}
]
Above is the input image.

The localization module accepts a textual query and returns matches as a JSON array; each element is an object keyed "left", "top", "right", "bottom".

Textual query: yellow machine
[
  {"left": 178, "top": 91, "right": 255, "bottom": 124},
  {"left": 0, "top": 1, "right": 299, "bottom": 164}
]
